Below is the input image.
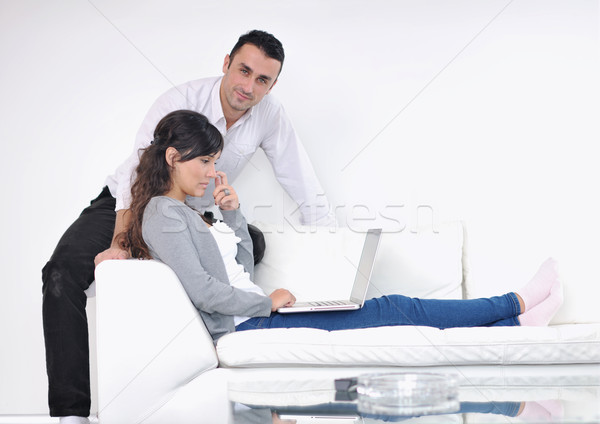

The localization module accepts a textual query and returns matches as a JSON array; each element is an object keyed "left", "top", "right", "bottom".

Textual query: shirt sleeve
[
  {"left": 259, "top": 102, "right": 336, "bottom": 226},
  {"left": 142, "top": 200, "right": 271, "bottom": 318},
  {"left": 113, "top": 89, "right": 188, "bottom": 211}
]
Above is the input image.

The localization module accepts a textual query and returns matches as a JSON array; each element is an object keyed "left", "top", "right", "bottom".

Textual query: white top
[
  {"left": 209, "top": 221, "right": 266, "bottom": 326},
  {"left": 105, "top": 76, "right": 334, "bottom": 225}
]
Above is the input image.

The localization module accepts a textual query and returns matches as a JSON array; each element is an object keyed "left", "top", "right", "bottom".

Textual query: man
[{"left": 42, "top": 30, "right": 334, "bottom": 423}]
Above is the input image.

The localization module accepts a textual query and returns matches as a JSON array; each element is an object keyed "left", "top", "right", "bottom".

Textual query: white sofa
[{"left": 93, "top": 221, "right": 600, "bottom": 423}]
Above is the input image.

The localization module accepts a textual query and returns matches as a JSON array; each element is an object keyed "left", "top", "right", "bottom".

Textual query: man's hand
[
  {"left": 269, "top": 289, "right": 296, "bottom": 311},
  {"left": 94, "top": 208, "right": 132, "bottom": 267},
  {"left": 94, "top": 247, "right": 130, "bottom": 267}
]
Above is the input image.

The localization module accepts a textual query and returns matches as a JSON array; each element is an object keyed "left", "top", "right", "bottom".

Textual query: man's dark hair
[{"left": 229, "top": 30, "right": 285, "bottom": 74}]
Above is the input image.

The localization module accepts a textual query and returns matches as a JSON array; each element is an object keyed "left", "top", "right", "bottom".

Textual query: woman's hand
[
  {"left": 269, "top": 289, "right": 296, "bottom": 312},
  {"left": 213, "top": 171, "right": 239, "bottom": 211}
]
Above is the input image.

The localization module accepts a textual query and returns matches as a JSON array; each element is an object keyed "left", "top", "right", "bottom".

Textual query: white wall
[{"left": 1, "top": 0, "right": 598, "bottom": 415}]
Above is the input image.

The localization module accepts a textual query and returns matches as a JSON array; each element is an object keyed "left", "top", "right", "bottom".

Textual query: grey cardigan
[{"left": 142, "top": 196, "right": 272, "bottom": 341}]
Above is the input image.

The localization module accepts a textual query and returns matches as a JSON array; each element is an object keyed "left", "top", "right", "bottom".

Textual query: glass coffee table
[
  {"left": 144, "top": 364, "right": 600, "bottom": 423},
  {"left": 227, "top": 365, "right": 600, "bottom": 424}
]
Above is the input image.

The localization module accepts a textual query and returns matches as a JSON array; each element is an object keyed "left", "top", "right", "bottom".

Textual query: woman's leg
[
  {"left": 236, "top": 292, "right": 521, "bottom": 332},
  {"left": 459, "top": 401, "right": 521, "bottom": 417}
]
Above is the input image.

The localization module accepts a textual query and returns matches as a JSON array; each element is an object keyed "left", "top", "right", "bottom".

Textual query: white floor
[{"left": 0, "top": 418, "right": 98, "bottom": 424}]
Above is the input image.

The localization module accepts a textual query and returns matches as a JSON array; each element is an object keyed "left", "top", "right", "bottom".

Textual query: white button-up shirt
[{"left": 105, "top": 76, "right": 334, "bottom": 225}]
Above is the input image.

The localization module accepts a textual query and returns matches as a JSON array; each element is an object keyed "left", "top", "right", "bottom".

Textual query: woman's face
[{"left": 167, "top": 150, "right": 221, "bottom": 201}]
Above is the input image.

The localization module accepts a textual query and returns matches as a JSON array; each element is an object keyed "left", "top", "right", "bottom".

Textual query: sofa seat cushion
[{"left": 217, "top": 323, "right": 600, "bottom": 368}]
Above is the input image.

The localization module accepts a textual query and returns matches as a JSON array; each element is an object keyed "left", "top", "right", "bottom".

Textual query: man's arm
[
  {"left": 260, "top": 103, "right": 336, "bottom": 226},
  {"left": 94, "top": 209, "right": 131, "bottom": 266},
  {"left": 97, "top": 84, "right": 192, "bottom": 267},
  {"left": 112, "top": 94, "right": 184, "bottom": 212},
  {"left": 95, "top": 99, "right": 161, "bottom": 266}
]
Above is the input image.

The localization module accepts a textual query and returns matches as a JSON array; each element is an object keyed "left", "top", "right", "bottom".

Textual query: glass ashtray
[{"left": 356, "top": 372, "right": 459, "bottom": 416}]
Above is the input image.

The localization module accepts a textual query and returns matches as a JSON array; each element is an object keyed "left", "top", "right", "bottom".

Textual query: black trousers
[{"left": 41, "top": 187, "right": 265, "bottom": 417}]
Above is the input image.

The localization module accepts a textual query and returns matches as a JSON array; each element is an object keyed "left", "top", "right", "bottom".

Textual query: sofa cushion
[
  {"left": 217, "top": 323, "right": 600, "bottom": 368},
  {"left": 252, "top": 221, "right": 465, "bottom": 301}
]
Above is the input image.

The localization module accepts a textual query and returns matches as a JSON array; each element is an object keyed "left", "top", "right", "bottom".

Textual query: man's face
[{"left": 220, "top": 43, "right": 281, "bottom": 114}]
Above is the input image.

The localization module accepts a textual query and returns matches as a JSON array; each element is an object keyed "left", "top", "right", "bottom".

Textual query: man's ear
[
  {"left": 165, "top": 147, "right": 179, "bottom": 167},
  {"left": 222, "top": 54, "right": 231, "bottom": 74}
]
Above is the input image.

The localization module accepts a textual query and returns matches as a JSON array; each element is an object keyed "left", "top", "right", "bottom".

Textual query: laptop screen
[{"left": 349, "top": 228, "right": 382, "bottom": 304}]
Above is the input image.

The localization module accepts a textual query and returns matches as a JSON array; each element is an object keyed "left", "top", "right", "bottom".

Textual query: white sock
[
  {"left": 516, "top": 258, "right": 559, "bottom": 311},
  {"left": 59, "top": 417, "right": 90, "bottom": 424},
  {"left": 519, "top": 276, "right": 563, "bottom": 326}
]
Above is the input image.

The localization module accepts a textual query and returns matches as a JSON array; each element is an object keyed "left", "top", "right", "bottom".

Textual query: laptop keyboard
[{"left": 308, "top": 300, "right": 348, "bottom": 306}]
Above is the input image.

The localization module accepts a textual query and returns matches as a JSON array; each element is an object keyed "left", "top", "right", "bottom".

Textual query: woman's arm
[
  {"left": 214, "top": 171, "right": 255, "bottom": 279},
  {"left": 143, "top": 198, "right": 271, "bottom": 318}
]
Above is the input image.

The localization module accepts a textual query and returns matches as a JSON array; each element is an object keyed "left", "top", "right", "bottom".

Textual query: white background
[{"left": 0, "top": 0, "right": 598, "bottom": 415}]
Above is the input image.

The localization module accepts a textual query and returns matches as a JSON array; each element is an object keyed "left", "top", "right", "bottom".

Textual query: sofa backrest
[{"left": 252, "top": 221, "right": 466, "bottom": 301}]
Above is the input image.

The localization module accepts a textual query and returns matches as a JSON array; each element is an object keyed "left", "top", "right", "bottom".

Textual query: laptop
[{"left": 277, "top": 228, "right": 382, "bottom": 313}]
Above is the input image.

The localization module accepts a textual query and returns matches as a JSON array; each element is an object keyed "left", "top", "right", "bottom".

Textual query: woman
[{"left": 118, "top": 110, "right": 563, "bottom": 342}]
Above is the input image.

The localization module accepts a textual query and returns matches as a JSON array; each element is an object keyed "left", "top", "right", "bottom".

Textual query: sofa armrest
[{"left": 95, "top": 259, "right": 218, "bottom": 422}]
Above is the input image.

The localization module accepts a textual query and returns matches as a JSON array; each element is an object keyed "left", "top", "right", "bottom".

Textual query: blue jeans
[{"left": 236, "top": 293, "right": 521, "bottom": 332}]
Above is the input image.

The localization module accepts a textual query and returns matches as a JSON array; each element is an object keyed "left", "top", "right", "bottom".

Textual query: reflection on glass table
[
  {"left": 232, "top": 398, "right": 566, "bottom": 423},
  {"left": 228, "top": 370, "right": 600, "bottom": 424}
]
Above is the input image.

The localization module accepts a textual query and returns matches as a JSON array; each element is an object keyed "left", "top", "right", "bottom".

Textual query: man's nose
[{"left": 241, "top": 77, "right": 253, "bottom": 94}]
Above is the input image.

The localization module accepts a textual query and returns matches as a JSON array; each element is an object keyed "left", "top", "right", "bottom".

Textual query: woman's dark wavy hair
[{"left": 117, "top": 110, "right": 224, "bottom": 259}]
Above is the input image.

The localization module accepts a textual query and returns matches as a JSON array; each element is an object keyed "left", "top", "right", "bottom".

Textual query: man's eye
[
  {"left": 241, "top": 69, "right": 248, "bottom": 74},
  {"left": 258, "top": 78, "right": 266, "bottom": 84}
]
